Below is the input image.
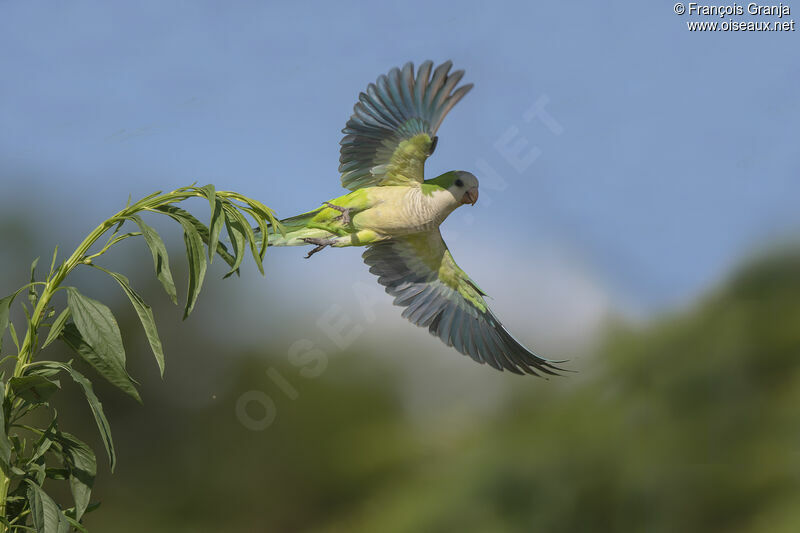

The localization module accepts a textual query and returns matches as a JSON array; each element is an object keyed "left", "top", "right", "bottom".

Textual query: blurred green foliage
[{"left": 64, "top": 249, "right": 799, "bottom": 532}]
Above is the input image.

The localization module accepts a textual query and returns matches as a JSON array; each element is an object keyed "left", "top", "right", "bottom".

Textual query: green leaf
[
  {"left": 60, "top": 323, "right": 140, "bottom": 402},
  {"left": 29, "top": 257, "right": 40, "bottom": 306},
  {"left": 222, "top": 207, "right": 246, "bottom": 279},
  {"left": 54, "top": 431, "right": 96, "bottom": 522},
  {"left": 223, "top": 203, "right": 263, "bottom": 275},
  {"left": 198, "top": 185, "right": 225, "bottom": 264},
  {"left": 199, "top": 184, "right": 216, "bottom": 207},
  {"left": 28, "top": 461, "right": 47, "bottom": 485},
  {"left": 104, "top": 231, "right": 142, "bottom": 249},
  {"left": 28, "top": 362, "right": 116, "bottom": 470},
  {"left": 65, "top": 288, "right": 139, "bottom": 400},
  {"left": 227, "top": 192, "right": 285, "bottom": 235},
  {"left": 0, "top": 294, "right": 13, "bottom": 354},
  {"left": 135, "top": 190, "right": 163, "bottom": 204},
  {"left": 48, "top": 246, "right": 59, "bottom": 277},
  {"left": 82, "top": 501, "right": 101, "bottom": 516},
  {"left": 26, "top": 480, "right": 71, "bottom": 533},
  {"left": 155, "top": 205, "right": 237, "bottom": 268},
  {"left": 29, "top": 418, "right": 57, "bottom": 464},
  {"left": 8, "top": 322, "right": 19, "bottom": 351},
  {"left": 64, "top": 514, "right": 89, "bottom": 533},
  {"left": 0, "top": 382, "right": 12, "bottom": 474},
  {"left": 93, "top": 267, "right": 166, "bottom": 377},
  {"left": 129, "top": 215, "right": 178, "bottom": 305},
  {"left": 10, "top": 434, "right": 23, "bottom": 456},
  {"left": 63, "top": 502, "right": 100, "bottom": 530},
  {"left": 209, "top": 201, "right": 224, "bottom": 264},
  {"left": 45, "top": 467, "right": 69, "bottom": 480},
  {"left": 41, "top": 308, "right": 71, "bottom": 349},
  {"left": 8, "top": 375, "right": 60, "bottom": 405},
  {"left": 239, "top": 205, "right": 269, "bottom": 265},
  {"left": 176, "top": 216, "right": 207, "bottom": 319}
]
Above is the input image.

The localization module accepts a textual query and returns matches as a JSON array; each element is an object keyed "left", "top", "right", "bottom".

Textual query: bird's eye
[{"left": 455, "top": 179, "right": 464, "bottom": 187}]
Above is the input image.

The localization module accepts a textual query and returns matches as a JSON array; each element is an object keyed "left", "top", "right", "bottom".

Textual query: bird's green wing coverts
[
  {"left": 363, "top": 232, "right": 564, "bottom": 376},
  {"left": 340, "top": 60, "right": 473, "bottom": 190}
]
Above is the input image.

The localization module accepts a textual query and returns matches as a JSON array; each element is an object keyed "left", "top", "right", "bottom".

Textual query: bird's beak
[{"left": 462, "top": 187, "right": 479, "bottom": 206}]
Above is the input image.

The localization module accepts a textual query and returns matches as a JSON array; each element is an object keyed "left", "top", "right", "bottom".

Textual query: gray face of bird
[{"left": 451, "top": 171, "right": 479, "bottom": 206}]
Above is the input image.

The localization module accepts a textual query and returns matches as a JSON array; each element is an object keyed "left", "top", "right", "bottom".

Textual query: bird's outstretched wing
[
  {"left": 340, "top": 60, "right": 473, "bottom": 191},
  {"left": 362, "top": 231, "right": 565, "bottom": 376}
]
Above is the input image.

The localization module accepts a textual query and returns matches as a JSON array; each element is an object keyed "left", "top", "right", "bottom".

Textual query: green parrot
[{"left": 269, "top": 60, "right": 563, "bottom": 377}]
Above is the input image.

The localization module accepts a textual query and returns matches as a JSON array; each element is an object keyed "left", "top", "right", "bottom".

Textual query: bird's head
[{"left": 426, "top": 171, "right": 479, "bottom": 207}]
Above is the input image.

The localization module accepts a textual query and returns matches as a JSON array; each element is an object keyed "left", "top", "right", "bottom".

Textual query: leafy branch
[{"left": 0, "top": 185, "right": 282, "bottom": 531}]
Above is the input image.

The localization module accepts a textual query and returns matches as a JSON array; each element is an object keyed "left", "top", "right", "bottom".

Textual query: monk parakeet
[{"left": 269, "top": 60, "right": 563, "bottom": 376}]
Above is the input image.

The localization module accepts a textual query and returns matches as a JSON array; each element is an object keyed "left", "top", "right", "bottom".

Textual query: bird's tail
[{"left": 267, "top": 209, "right": 328, "bottom": 246}]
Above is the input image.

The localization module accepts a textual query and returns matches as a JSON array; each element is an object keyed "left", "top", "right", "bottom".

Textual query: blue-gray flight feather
[
  {"left": 362, "top": 233, "right": 566, "bottom": 376},
  {"left": 340, "top": 60, "right": 473, "bottom": 191}
]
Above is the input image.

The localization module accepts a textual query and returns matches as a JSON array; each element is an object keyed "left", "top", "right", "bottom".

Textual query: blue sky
[{"left": 1, "top": 0, "right": 798, "bottom": 322}]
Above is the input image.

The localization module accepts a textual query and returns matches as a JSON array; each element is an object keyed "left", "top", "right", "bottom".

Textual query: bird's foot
[
  {"left": 302, "top": 237, "right": 336, "bottom": 258},
  {"left": 324, "top": 202, "right": 352, "bottom": 225}
]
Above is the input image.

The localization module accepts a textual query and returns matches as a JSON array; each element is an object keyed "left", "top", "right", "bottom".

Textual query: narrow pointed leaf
[
  {"left": 29, "top": 418, "right": 58, "bottom": 464},
  {"left": 199, "top": 184, "right": 216, "bottom": 207},
  {"left": 129, "top": 215, "right": 178, "bottom": 305},
  {"left": 45, "top": 468, "right": 69, "bottom": 480},
  {"left": 94, "top": 267, "right": 165, "bottom": 376},
  {"left": 8, "top": 322, "right": 19, "bottom": 351},
  {"left": 29, "top": 461, "right": 47, "bottom": 485},
  {"left": 64, "top": 287, "right": 140, "bottom": 397},
  {"left": 9, "top": 375, "right": 60, "bottom": 405},
  {"left": 135, "top": 190, "right": 163, "bottom": 204},
  {"left": 60, "top": 323, "right": 139, "bottom": 402},
  {"left": 65, "top": 288, "right": 125, "bottom": 366},
  {"left": 239, "top": 205, "right": 269, "bottom": 265},
  {"left": 222, "top": 208, "right": 246, "bottom": 279},
  {"left": 0, "top": 294, "right": 13, "bottom": 354},
  {"left": 0, "top": 382, "right": 12, "bottom": 474},
  {"left": 27, "top": 481, "right": 71, "bottom": 533},
  {"left": 42, "top": 308, "right": 71, "bottom": 349},
  {"left": 227, "top": 193, "right": 285, "bottom": 235},
  {"left": 55, "top": 431, "right": 96, "bottom": 522},
  {"left": 49, "top": 245, "right": 59, "bottom": 277},
  {"left": 199, "top": 185, "right": 225, "bottom": 264},
  {"left": 154, "top": 205, "right": 237, "bottom": 267},
  {"left": 29, "top": 362, "right": 116, "bottom": 470},
  {"left": 64, "top": 515, "right": 89, "bottom": 533},
  {"left": 224, "top": 204, "right": 263, "bottom": 275},
  {"left": 28, "top": 257, "right": 39, "bottom": 306},
  {"left": 176, "top": 217, "right": 207, "bottom": 319},
  {"left": 208, "top": 199, "right": 224, "bottom": 265},
  {"left": 30, "top": 436, "right": 53, "bottom": 464}
]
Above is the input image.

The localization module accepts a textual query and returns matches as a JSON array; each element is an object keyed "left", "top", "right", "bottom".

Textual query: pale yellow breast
[{"left": 354, "top": 186, "right": 458, "bottom": 236}]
